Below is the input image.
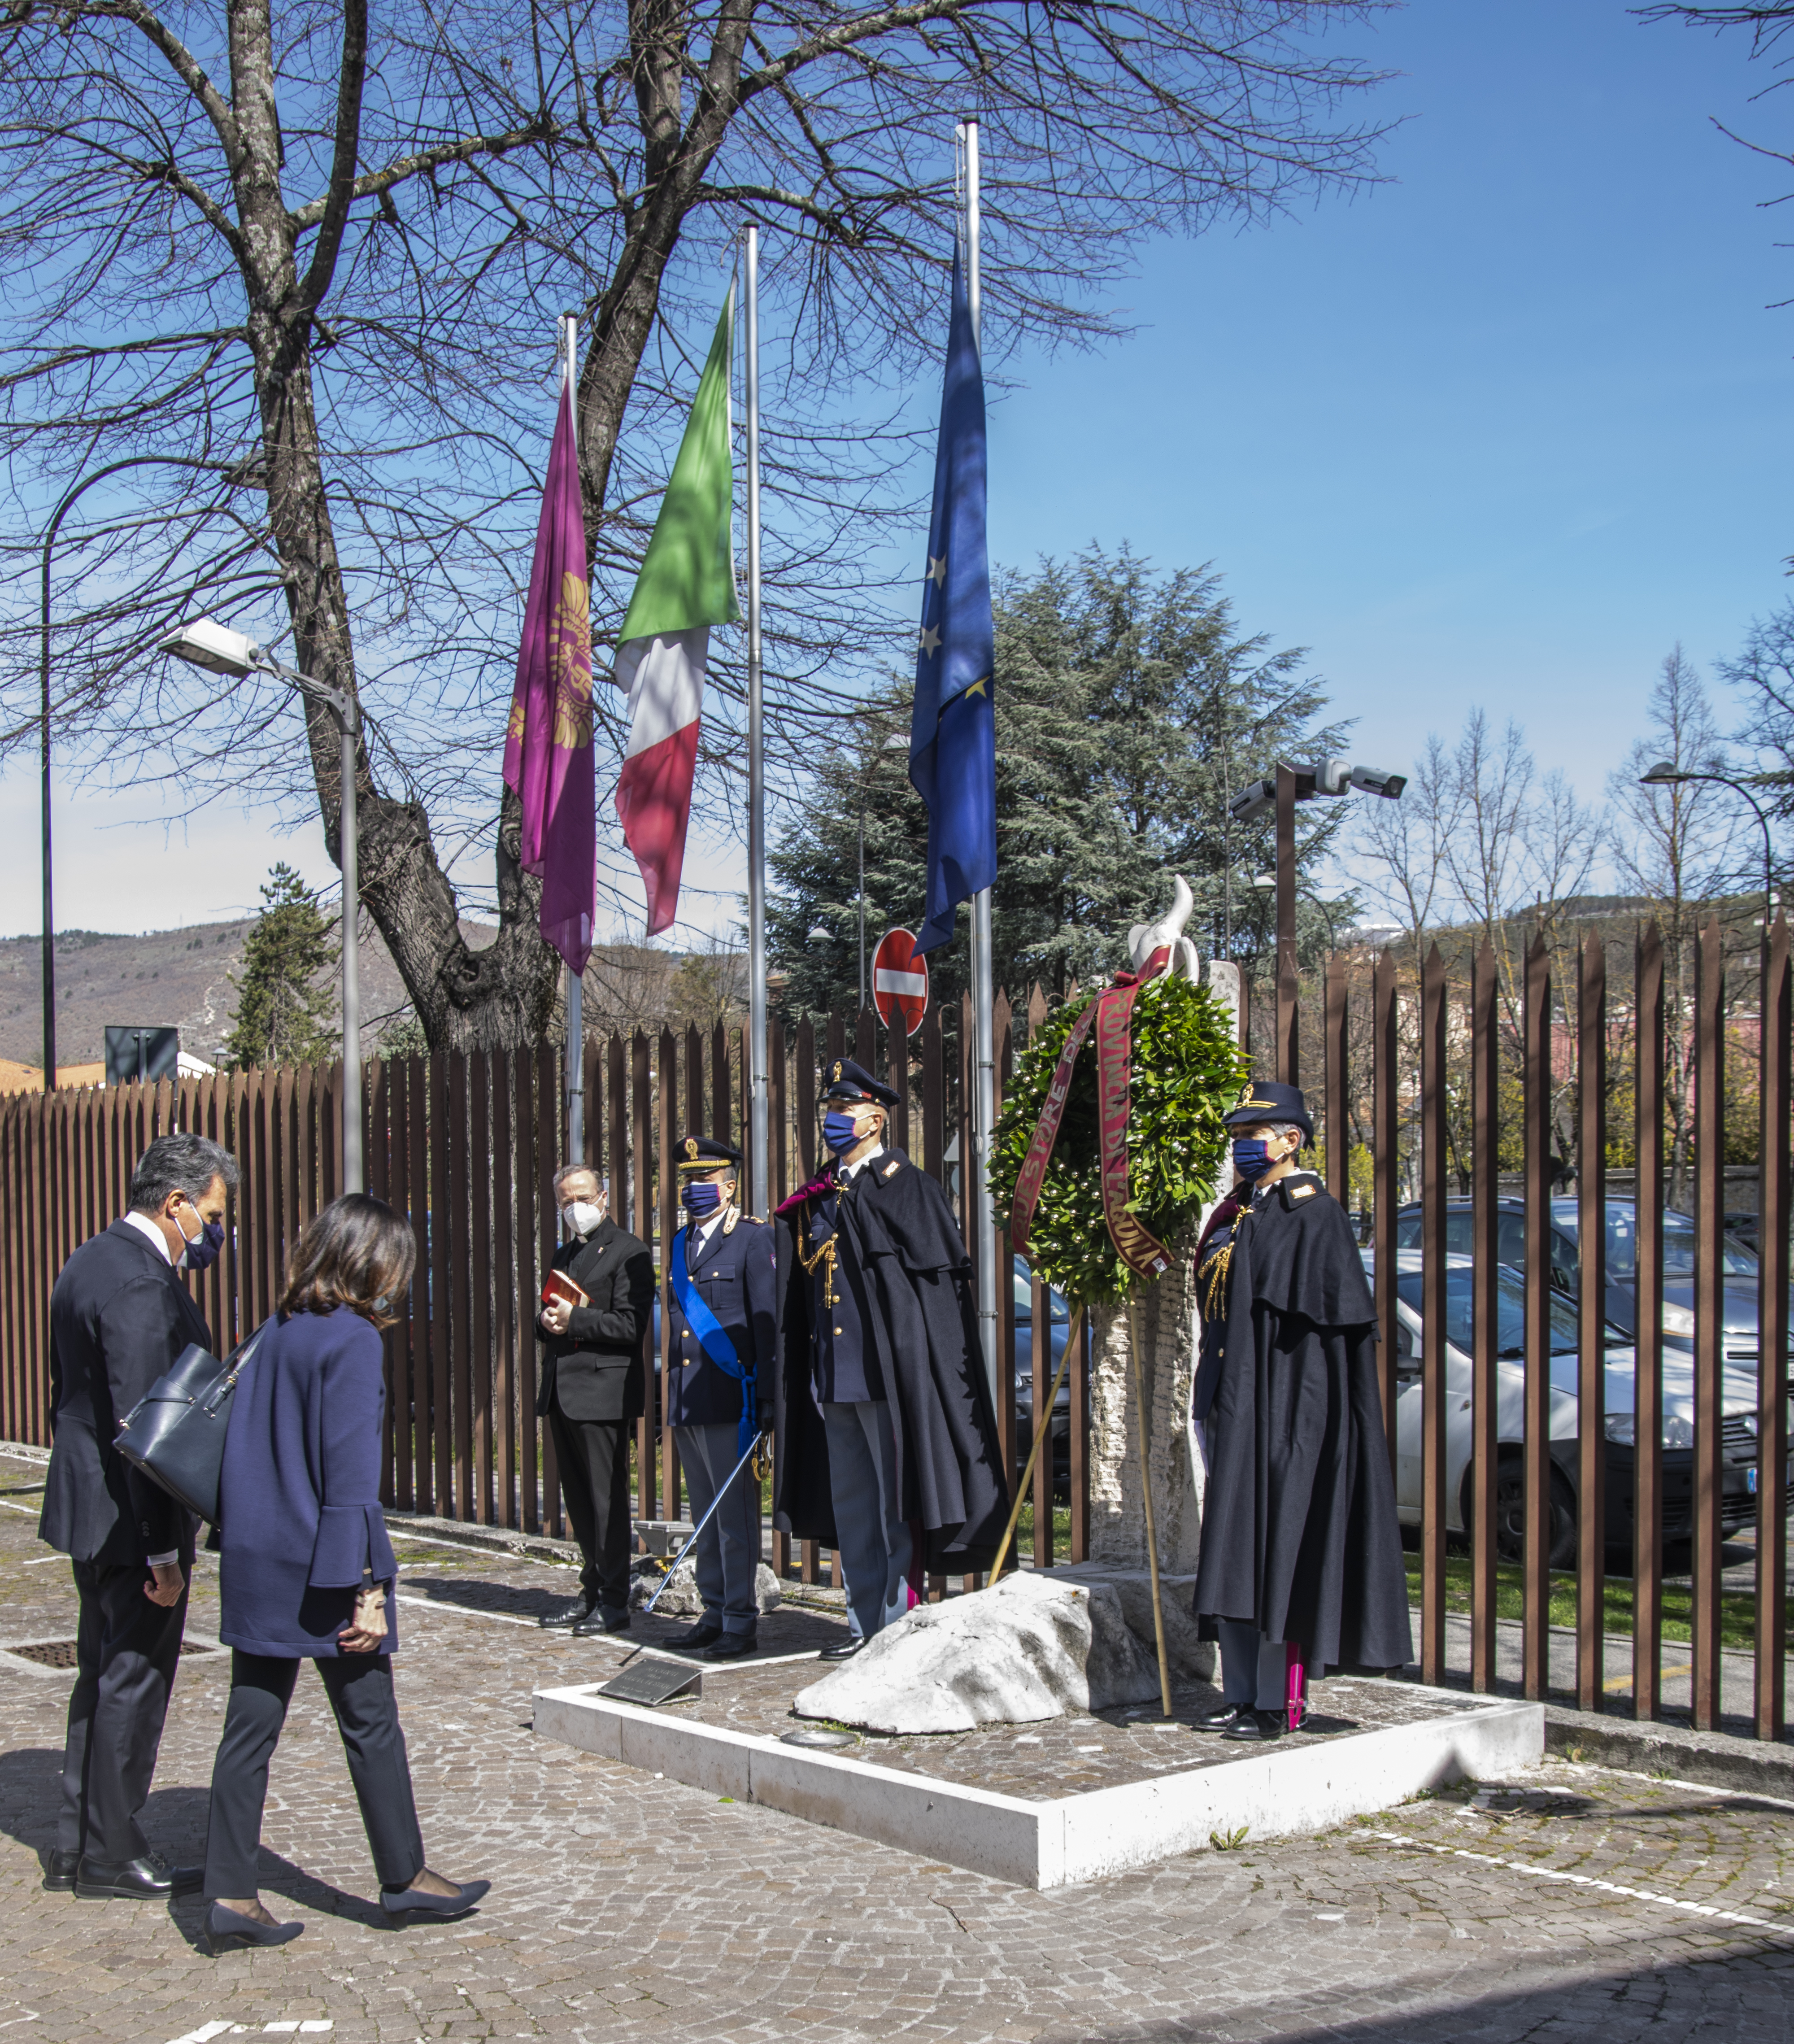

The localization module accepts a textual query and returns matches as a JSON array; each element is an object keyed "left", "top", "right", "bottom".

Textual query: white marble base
[{"left": 532, "top": 1678, "right": 1544, "bottom": 1889}]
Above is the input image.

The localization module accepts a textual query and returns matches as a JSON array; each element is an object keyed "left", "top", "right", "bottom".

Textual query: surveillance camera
[
  {"left": 1228, "top": 779, "right": 1274, "bottom": 825},
  {"left": 1312, "top": 758, "right": 1353, "bottom": 798},
  {"left": 1348, "top": 764, "right": 1406, "bottom": 800}
]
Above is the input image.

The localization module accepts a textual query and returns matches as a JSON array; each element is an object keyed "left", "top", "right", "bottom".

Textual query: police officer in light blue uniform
[{"left": 664, "top": 1136, "right": 776, "bottom": 1660}]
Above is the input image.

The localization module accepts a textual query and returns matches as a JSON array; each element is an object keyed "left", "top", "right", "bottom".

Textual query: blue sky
[{"left": 2, "top": 0, "right": 1789, "bottom": 940}]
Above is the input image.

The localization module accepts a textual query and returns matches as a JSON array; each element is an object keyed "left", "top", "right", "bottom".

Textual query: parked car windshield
[
  {"left": 1395, "top": 1266, "right": 1581, "bottom": 1356},
  {"left": 1561, "top": 1203, "right": 1759, "bottom": 1281}
]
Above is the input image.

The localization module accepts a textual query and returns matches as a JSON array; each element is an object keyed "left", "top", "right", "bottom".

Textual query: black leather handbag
[{"left": 114, "top": 1322, "right": 270, "bottom": 1525}]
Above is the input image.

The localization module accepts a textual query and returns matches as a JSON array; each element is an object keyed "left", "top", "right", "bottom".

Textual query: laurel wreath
[{"left": 991, "top": 972, "right": 1248, "bottom": 1307}]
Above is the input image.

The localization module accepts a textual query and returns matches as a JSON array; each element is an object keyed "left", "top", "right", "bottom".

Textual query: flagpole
[
  {"left": 562, "top": 309, "right": 585, "bottom": 1171},
  {"left": 745, "top": 228, "right": 769, "bottom": 1218},
  {"left": 962, "top": 118, "right": 999, "bottom": 1403}
]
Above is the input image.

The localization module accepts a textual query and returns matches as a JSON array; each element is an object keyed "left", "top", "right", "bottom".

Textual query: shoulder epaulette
[{"left": 740, "top": 1213, "right": 765, "bottom": 1225}]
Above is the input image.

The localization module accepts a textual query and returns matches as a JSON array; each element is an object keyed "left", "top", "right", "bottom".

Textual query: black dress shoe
[
  {"left": 663, "top": 1620, "right": 724, "bottom": 1651},
  {"left": 1221, "top": 1708, "right": 1286, "bottom": 1743},
  {"left": 74, "top": 1851, "right": 202, "bottom": 1899},
  {"left": 571, "top": 1604, "right": 631, "bottom": 1636},
  {"left": 703, "top": 1632, "right": 757, "bottom": 1660},
  {"left": 43, "top": 1848, "right": 78, "bottom": 1891},
  {"left": 818, "top": 1637, "right": 862, "bottom": 1661},
  {"left": 538, "top": 1598, "right": 597, "bottom": 1630},
  {"left": 205, "top": 1901, "right": 304, "bottom": 1950},
  {"left": 381, "top": 1876, "right": 491, "bottom": 1921},
  {"left": 1193, "top": 1704, "right": 1250, "bottom": 1735}
]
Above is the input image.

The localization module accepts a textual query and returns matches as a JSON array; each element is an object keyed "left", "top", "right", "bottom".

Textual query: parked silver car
[{"left": 1380, "top": 1250, "right": 1767, "bottom": 1566}]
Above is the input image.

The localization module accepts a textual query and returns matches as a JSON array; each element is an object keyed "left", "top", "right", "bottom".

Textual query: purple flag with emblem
[{"left": 503, "top": 367, "right": 595, "bottom": 973}]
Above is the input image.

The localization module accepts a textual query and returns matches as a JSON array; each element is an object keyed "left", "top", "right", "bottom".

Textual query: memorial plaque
[{"left": 597, "top": 1656, "right": 702, "bottom": 1707}]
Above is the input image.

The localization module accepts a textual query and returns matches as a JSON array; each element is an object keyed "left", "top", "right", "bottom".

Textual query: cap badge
[
  {"left": 684, "top": 1137, "right": 699, "bottom": 1160},
  {"left": 832, "top": 1060, "right": 843, "bottom": 1082}
]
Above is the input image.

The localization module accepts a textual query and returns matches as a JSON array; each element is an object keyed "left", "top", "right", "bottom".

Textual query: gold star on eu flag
[
  {"left": 926, "top": 553, "right": 947, "bottom": 587},
  {"left": 919, "top": 623, "right": 942, "bottom": 657}
]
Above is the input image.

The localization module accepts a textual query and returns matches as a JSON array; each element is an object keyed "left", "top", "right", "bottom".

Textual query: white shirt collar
[
  {"left": 123, "top": 1210, "right": 174, "bottom": 1265},
  {"left": 693, "top": 1207, "right": 728, "bottom": 1248},
  {"left": 839, "top": 1147, "right": 882, "bottom": 1182}
]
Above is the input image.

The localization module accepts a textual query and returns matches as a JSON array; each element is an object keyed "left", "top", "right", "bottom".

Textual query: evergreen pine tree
[
  {"left": 222, "top": 863, "right": 340, "bottom": 1069},
  {"left": 767, "top": 548, "right": 1355, "bottom": 1019}
]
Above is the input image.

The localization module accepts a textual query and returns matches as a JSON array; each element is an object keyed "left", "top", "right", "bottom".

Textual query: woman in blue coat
[{"left": 201, "top": 1195, "right": 489, "bottom": 1951}]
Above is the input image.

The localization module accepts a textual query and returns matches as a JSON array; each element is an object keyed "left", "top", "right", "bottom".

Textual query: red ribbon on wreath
[{"left": 1008, "top": 945, "right": 1173, "bottom": 1283}]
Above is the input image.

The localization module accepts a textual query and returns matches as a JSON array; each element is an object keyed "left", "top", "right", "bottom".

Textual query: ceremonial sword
[{"left": 643, "top": 1433, "right": 767, "bottom": 1613}]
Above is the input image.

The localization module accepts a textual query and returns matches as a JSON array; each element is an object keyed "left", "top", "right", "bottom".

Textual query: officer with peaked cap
[
  {"left": 1189, "top": 1081, "right": 1412, "bottom": 1739},
  {"left": 664, "top": 1136, "right": 776, "bottom": 1660},
  {"left": 772, "top": 1058, "right": 1008, "bottom": 1657}
]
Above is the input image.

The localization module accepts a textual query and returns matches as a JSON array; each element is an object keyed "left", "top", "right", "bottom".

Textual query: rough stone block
[
  {"left": 628, "top": 1555, "right": 784, "bottom": 1616},
  {"left": 791, "top": 1571, "right": 1160, "bottom": 1733}
]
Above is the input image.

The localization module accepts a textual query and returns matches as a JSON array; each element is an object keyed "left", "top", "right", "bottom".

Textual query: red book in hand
[{"left": 541, "top": 1270, "right": 589, "bottom": 1311}]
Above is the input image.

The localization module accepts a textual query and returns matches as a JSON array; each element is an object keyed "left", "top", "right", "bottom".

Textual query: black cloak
[
  {"left": 771, "top": 1147, "right": 1010, "bottom": 1571},
  {"left": 1189, "top": 1169, "right": 1414, "bottom": 1673}
]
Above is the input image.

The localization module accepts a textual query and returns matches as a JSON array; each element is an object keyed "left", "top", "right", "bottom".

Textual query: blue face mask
[
  {"left": 1231, "top": 1137, "right": 1278, "bottom": 1182},
  {"left": 682, "top": 1179, "right": 723, "bottom": 1218},
  {"left": 822, "top": 1110, "right": 863, "bottom": 1156},
  {"left": 175, "top": 1205, "right": 226, "bottom": 1271}
]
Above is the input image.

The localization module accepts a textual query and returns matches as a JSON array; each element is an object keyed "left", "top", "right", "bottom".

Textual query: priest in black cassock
[
  {"left": 772, "top": 1059, "right": 1008, "bottom": 1659},
  {"left": 1189, "top": 1081, "right": 1413, "bottom": 1741}
]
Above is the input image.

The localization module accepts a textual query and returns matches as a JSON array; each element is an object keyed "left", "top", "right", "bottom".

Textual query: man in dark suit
[
  {"left": 39, "top": 1129, "right": 239, "bottom": 1899},
  {"left": 535, "top": 1164, "right": 656, "bottom": 1637},
  {"left": 663, "top": 1136, "right": 775, "bottom": 1660}
]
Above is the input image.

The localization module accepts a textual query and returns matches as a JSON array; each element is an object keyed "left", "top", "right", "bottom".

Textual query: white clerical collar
[{"left": 123, "top": 1210, "right": 174, "bottom": 1264}]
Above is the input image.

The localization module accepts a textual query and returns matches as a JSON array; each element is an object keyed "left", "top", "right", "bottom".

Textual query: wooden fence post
[
  {"left": 1522, "top": 934, "right": 1552, "bottom": 1702},
  {"left": 1692, "top": 919, "right": 1725, "bottom": 1730},
  {"left": 1471, "top": 942, "right": 1499, "bottom": 1694},
  {"left": 1633, "top": 927, "right": 1665, "bottom": 1720},
  {"left": 1420, "top": 943, "right": 1447, "bottom": 1686},
  {"left": 1576, "top": 937, "right": 1607, "bottom": 1713},
  {"left": 1756, "top": 912, "right": 1790, "bottom": 1741}
]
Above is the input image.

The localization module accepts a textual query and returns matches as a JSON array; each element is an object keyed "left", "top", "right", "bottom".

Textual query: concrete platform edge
[
  {"left": 1544, "top": 1704, "right": 1794, "bottom": 1799},
  {"left": 531, "top": 1679, "right": 1543, "bottom": 1889}
]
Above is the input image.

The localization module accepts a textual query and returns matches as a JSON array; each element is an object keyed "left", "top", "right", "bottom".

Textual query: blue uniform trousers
[
  {"left": 1216, "top": 1621, "right": 1306, "bottom": 1712},
  {"left": 820, "top": 1399, "right": 911, "bottom": 1640},
  {"left": 673, "top": 1422, "right": 761, "bottom": 1637}
]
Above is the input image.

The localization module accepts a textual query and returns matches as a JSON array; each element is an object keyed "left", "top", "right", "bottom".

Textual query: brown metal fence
[
  {"left": 0, "top": 994, "right": 1097, "bottom": 1595},
  {"left": 4, "top": 919, "right": 1788, "bottom": 1731}
]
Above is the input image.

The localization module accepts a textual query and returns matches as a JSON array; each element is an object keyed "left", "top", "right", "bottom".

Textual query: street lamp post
[
  {"left": 161, "top": 618, "right": 363, "bottom": 1192},
  {"left": 1232, "top": 757, "right": 1406, "bottom": 1084},
  {"left": 37, "top": 454, "right": 243, "bottom": 1090},
  {"left": 1639, "top": 762, "right": 1778, "bottom": 944}
]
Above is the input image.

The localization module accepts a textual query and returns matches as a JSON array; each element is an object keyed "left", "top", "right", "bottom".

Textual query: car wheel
[{"left": 1488, "top": 1455, "right": 1577, "bottom": 1570}]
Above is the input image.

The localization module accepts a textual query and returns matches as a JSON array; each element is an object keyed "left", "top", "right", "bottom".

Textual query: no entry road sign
[{"left": 872, "top": 927, "right": 929, "bottom": 1036}]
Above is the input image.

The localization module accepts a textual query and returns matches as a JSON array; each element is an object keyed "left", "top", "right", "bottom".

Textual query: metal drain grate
[
  {"left": 10, "top": 1640, "right": 77, "bottom": 1668},
  {"left": 5, "top": 1639, "right": 218, "bottom": 1669}
]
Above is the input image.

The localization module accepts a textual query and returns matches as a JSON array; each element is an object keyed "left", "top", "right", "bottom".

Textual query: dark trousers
[
  {"left": 203, "top": 1650, "right": 425, "bottom": 1899},
  {"left": 548, "top": 1407, "right": 633, "bottom": 1610},
  {"left": 57, "top": 1552, "right": 190, "bottom": 1863}
]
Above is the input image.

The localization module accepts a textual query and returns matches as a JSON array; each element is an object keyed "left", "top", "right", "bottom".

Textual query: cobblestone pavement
[{"left": 4, "top": 1450, "right": 1794, "bottom": 2043}]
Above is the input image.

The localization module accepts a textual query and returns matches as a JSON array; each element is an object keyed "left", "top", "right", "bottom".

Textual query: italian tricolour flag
[{"left": 613, "top": 289, "right": 740, "bottom": 936}]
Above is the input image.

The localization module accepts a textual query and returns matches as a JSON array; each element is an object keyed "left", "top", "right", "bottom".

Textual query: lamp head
[
  {"left": 160, "top": 617, "right": 259, "bottom": 680},
  {"left": 806, "top": 924, "right": 832, "bottom": 944},
  {"left": 1640, "top": 760, "right": 1686, "bottom": 786}
]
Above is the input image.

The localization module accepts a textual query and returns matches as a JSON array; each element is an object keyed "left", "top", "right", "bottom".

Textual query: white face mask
[{"left": 562, "top": 1199, "right": 605, "bottom": 1238}]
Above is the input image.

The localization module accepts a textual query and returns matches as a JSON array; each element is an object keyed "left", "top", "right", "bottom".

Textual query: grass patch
[
  {"left": 1402, "top": 1552, "right": 1794, "bottom": 1652},
  {"left": 1011, "top": 1501, "right": 1074, "bottom": 1560}
]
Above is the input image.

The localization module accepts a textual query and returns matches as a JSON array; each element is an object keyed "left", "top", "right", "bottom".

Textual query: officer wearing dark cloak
[
  {"left": 771, "top": 1059, "right": 1009, "bottom": 1654},
  {"left": 1189, "top": 1081, "right": 1413, "bottom": 1739}
]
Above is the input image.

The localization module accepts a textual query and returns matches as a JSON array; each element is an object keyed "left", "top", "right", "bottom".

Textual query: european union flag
[{"left": 910, "top": 242, "right": 995, "bottom": 955}]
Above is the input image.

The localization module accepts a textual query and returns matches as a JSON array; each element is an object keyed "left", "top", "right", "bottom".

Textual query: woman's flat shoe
[
  {"left": 380, "top": 1877, "right": 490, "bottom": 1920},
  {"left": 205, "top": 1901, "right": 304, "bottom": 1950}
]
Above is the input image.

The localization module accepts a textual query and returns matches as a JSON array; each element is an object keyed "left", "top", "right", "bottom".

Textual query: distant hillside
[{"left": 0, "top": 916, "right": 497, "bottom": 1071}]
